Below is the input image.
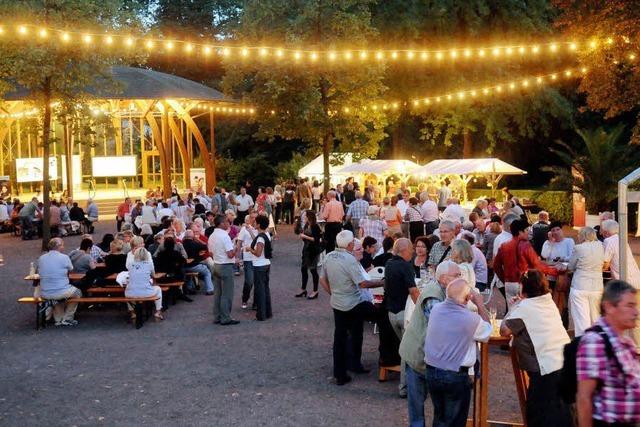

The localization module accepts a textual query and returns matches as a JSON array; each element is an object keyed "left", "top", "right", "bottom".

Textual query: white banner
[
  {"left": 60, "top": 155, "right": 82, "bottom": 190},
  {"left": 92, "top": 156, "right": 137, "bottom": 177},
  {"left": 15, "top": 157, "right": 58, "bottom": 182}
]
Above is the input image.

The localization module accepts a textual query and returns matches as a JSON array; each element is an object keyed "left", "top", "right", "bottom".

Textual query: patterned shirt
[
  {"left": 404, "top": 205, "right": 423, "bottom": 222},
  {"left": 359, "top": 217, "right": 387, "bottom": 243},
  {"left": 577, "top": 318, "right": 640, "bottom": 424},
  {"left": 346, "top": 199, "right": 369, "bottom": 220},
  {"left": 427, "top": 241, "right": 451, "bottom": 268}
]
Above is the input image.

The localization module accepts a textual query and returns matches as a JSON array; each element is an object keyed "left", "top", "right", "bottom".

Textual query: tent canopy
[
  {"left": 411, "top": 158, "right": 526, "bottom": 177},
  {"left": 335, "top": 159, "right": 421, "bottom": 175},
  {"left": 298, "top": 153, "right": 353, "bottom": 178}
]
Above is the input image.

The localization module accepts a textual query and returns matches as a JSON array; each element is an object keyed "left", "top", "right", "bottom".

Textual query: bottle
[{"left": 29, "top": 262, "right": 36, "bottom": 277}]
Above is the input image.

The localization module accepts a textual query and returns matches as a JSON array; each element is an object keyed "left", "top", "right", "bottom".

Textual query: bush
[{"left": 467, "top": 189, "right": 573, "bottom": 224}]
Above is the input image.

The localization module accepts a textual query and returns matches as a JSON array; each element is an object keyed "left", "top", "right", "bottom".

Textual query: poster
[
  {"left": 0, "top": 176, "right": 10, "bottom": 198},
  {"left": 92, "top": 156, "right": 137, "bottom": 177},
  {"left": 190, "top": 168, "right": 206, "bottom": 192},
  {"left": 15, "top": 157, "right": 58, "bottom": 183}
]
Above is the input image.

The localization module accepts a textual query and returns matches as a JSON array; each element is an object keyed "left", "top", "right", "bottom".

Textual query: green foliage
[
  {"left": 467, "top": 188, "right": 573, "bottom": 223},
  {"left": 217, "top": 153, "right": 276, "bottom": 189},
  {"left": 542, "top": 125, "right": 638, "bottom": 212},
  {"left": 222, "top": 0, "right": 389, "bottom": 190},
  {"left": 554, "top": 0, "right": 640, "bottom": 144},
  {"left": 276, "top": 152, "right": 308, "bottom": 182}
]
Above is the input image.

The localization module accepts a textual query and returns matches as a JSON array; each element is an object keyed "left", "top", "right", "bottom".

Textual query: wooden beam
[
  {"left": 134, "top": 100, "right": 170, "bottom": 197},
  {"left": 167, "top": 114, "right": 191, "bottom": 192}
]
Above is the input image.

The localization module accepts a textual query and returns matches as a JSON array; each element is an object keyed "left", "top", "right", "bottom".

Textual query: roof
[
  {"left": 411, "top": 158, "right": 527, "bottom": 177},
  {"left": 3, "top": 66, "right": 234, "bottom": 102},
  {"left": 335, "top": 159, "right": 421, "bottom": 175},
  {"left": 298, "top": 153, "right": 353, "bottom": 178}
]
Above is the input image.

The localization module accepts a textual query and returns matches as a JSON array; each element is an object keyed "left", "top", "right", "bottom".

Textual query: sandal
[{"left": 154, "top": 311, "right": 164, "bottom": 321}]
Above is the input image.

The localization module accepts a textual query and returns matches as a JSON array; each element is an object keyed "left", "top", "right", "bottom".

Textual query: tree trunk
[
  {"left": 462, "top": 131, "right": 473, "bottom": 158},
  {"left": 41, "top": 77, "right": 52, "bottom": 251},
  {"left": 322, "top": 134, "right": 331, "bottom": 194}
]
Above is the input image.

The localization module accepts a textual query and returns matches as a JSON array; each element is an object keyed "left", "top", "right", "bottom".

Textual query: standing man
[
  {"left": 235, "top": 186, "right": 254, "bottom": 226},
  {"left": 345, "top": 191, "right": 369, "bottom": 237},
  {"left": 116, "top": 197, "right": 132, "bottom": 232},
  {"left": 529, "top": 211, "right": 550, "bottom": 255},
  {"left": 400, "top": 261, "right": 461, "bottom": 427},
  {"left": 85, "top": 199, "right": 99, "bottom": 233},
  {"left": 420, "top": 193, "right": 440, "bottom": 236},
  {"left": 602, "top": 220, "right": 640, "bottom": 288},
  {"left": 384, "top": 238, "right": 420, "bottom": 398},
  {"left": 37, "top": 238, "right": 82, "bottom": 326},
  {"left": 208, "top": 214, "right": 239, "bottom": 325},
  {"left": 321, "top": 190, "right": 345, "bottom": 253},
  {"left": 296, "top": 178, "right": 311, "bottom": 208},
  {"left": 320, "top": 230, "right": 384, "bottom": 385},
  {"left": 437, "top": 180, "right": 451, "bottom": 212},
  {"left": 425, "top": 279, "right": 492, "bottom": 427},
  {"left": 577, "top": 280, "right": 640, "bottom": 427}
]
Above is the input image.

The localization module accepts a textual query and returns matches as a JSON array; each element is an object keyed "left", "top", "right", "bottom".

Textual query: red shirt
[
  {"left": 116, "top": 202, "right": 130, "bottom": 218},
  {"left": 493, "top": 237, "right": 558, "bottom": 283}
]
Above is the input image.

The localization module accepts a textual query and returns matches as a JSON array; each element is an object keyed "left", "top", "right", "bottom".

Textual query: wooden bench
[
  {"left": 378, "top": 365, "right": 401, "bottom": 382},
  {"left": 18, "top": 295, "right": 159, "bottom": 330},
  {"left": 87, "top": 286, "right": 170, "bottom": 294}
]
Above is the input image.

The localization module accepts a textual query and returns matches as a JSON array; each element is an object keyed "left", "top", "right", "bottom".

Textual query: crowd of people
[{"left": 13, "top": 175, "right": 640, "bottom": 426}]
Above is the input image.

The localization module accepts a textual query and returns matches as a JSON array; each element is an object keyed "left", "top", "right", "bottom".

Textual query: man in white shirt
[
  {"left": 441, "top": 198, "right": 466, "bottom": 224},
  {"left": 396, "top": 193, "right": 409, "bottom": 217},
  {"left": 157, "top": 202, "right": 174, "bottom": 219},
  {"left": 208, "top": 214, "right": 239, "bottom": 325},
  {"left": 602, "top": 220, "right": 640, "bottom": 288},
  {"left": 237, "top": 212, "right": 258, "bottom": 309},
  {"left": 437, "top": 182, "right": 452, "bottom": 211},
  {"left": 236, "top": 186, "right": 254, "bottom": 225},
  {"left": 420, "top": 192, "right": 440, "bottom": 235}
]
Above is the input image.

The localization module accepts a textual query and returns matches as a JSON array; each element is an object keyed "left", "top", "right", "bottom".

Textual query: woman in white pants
[
  {"left": 126, "top": 247, "right": 163, "bottom": 321},
  {"left": 567, "top": 227, "right": 604, "bottom": 336}
]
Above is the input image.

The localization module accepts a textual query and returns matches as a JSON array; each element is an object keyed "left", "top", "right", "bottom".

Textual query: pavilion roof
[
  {"left": 335, "top": 159, "right": 421, "bottom": 175},
  {"left": 3, "top": 66, "right": 235, "bottom": 103},
  {"left": 411, "top": 158, "right": 527, "bottom": 177}
]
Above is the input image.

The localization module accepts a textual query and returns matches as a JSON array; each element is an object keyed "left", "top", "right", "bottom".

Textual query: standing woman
[
  {"left": 282, "top": 184, "right": 296, "bottom": 225},
  {"left": 404, "top": 197, "right": 424, "bottom": 242},
  {"left": 567, "top": 226, "right": 605, "bottom": 336},
  {"left": 246, "top": 215, "right": 273, "bottom": 321},
  {"left": 296, "top": 210, "right": 322, "bottom": 299},
  {"left": 126, "top": 246, "right": 164, "bottom": 321},
  {"left": 311, "top": 180, "right": 323, "bottom": 212},
  {"left": 381, "top": 196, "right": 403, "bottom": 236}
]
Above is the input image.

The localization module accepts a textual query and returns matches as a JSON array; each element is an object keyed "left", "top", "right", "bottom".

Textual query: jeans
[
  {"left": 185, "top": 263, "right": 214, "bottom": 293},
  {"left": 406, "top": 365, "right": 428, "bottom": 427},
  {"left": 426, "top": 365, "right": 472, "bottom": 427},
  {"left": 20, "top": 216, "right": 33, "bottom": 238},
  {"left": 241, "top": 260, "right": 254, "bottom": 304},
  {"left": 388, "top": 310, "right": 407, "bottom": 393},
  {"left": 332, "top": 301, "right": 378, "bottom": 380},
  {"left": 213, "top": 263, "right": 235, "bottom": 323},
  {"left": 282, "top": 202, "right": 295, "bottom": 224},
  {"left": 505, "top": 282, "right": 521, "bottom": 312},
  {"left": 42, "top": 286, "right": 82, "bottom": 322},
  {"left": 253, "top": 265, "right": 272, "bottom": 320}
]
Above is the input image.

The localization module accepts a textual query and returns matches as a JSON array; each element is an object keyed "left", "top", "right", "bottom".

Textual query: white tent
[
  {"left": 335, "top": 159, "right": 421, "bottom": 176},
  {"left": 298, "top": 153, "right": 353, "bottom": 183},
  {"left": 411, "top": 158, "right": 527, "bottom": 200}
]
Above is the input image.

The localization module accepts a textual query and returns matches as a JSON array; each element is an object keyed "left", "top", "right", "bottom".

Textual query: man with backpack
[{"left": 576, "top": 280, "right": 640, "bottom": 427}]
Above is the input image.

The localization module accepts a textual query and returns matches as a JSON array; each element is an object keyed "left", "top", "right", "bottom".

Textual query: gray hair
[
  {"left": 133, "top": 246, "right": 151, "bottom": 263},
  {"left": 47, "top": 237, "right": 63, "bottom": 251},
  {"left": 578, "top": 226, "right": 597, "bottom": 243},
  {"left": 502, "top": 213, "right": 519, "bottom": 230},
  {"left": 600, "top": 211, "right": 615, "bottom": 221},
  {"left": 538, "top": 211, "right": 549, "bottom": 221},
  {"left": 336, "top": 230, "right": 354, "bottom": 249},
  {"left": 601, "top": 219, "right": 619, "bottom": 235},
  {"left": 601, "top": 280, "right": 637, "bottom": 315},
  {"left": 439, "top": 220, "right": 456, "bottom": 232},
  {"left": 354, "top": 191, "right": 362, "bottom": 199},
  {"left": 451, "top": 239, "right": 474, "bottom": 263},
  {"left": 327, "top": 190, "right": 336, "bottom": 199},
  {"left": 435, "top": 260, "right": 460, "bottom": 281}
]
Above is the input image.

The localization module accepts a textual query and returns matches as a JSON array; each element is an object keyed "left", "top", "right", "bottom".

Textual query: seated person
[
  {"left": 69, "top": 202, "right": 86, "bottom": 223},
  {"left": 126, "top": 246, "right": 163, "bottom": 321},
  {"left": 154, "top": 236, "right": 186, "bottom": 281},
  {"left": 182, "top": 230, "right": 214, "bottom": 295},
  {"left": 69, "top": 238, "right": 96, "bottom": 274},
  {"left": 360, "top": 236, "right": 377, "bottom": 271},
  {"left": 104, "top": 239, "right": 127, "bottom": 275},
  {"left": 373, "top": 236, "right": 394, "bottom": 267},
  {"left": 37, "top": 238, "right": 82, "bottom": 326}
]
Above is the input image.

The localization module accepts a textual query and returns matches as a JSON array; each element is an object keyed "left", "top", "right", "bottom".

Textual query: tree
[
  {"left": 371, "top": 0, "right": 574, "bottom": 157},
  {"left": 222, "top": 0, "right": 388, "bottom": 193},
  {"left": 0, "top": 0, "right": 144, "bottom": 250},
  {"left": 543, "top": 125, "right": 638, "bottom": 212},
  {"left": 554, "top": 0, "right": 640, "bottom": 144}
]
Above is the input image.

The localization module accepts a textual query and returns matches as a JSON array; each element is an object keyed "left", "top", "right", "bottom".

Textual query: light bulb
[
  {"left": 450, "top": 50, "right": 457, "bottom": 58},
  {"left": 38, "top": 29, "right": 47, "bottom": 38},
  {"left": 329, "top": 51, "right": 336, "bottom": 61},
  {"left": 532, "top": 45, "right": 540, "bottom": 54},
  {"left": 166, "top": 41, "right": 174, "bottom": 50},
  {"left": 406, "top": 51, "right": 414, "bottom": 60},
  {"left": 551, "top": 74, "right": 557, "bottom": 80},
  {"left": 61, "top": 32, "right": 71, "bottom": 42},
  {"left": 550, "top": 43, "right": 557, "bottom": 52},
  {"left": 145, "top": 40, "right": 154, "bottom": 49},
  {"left": 126, "top": 37, "right": 134, "bottom": 47},
  {"left": 294, "top": 51, "right": 301, "bottom": 60},
  {"left": 259, "top": 48, "right": 267, "bottom": 57},
  {"left": 478, "top": 49, "right": 485, "bottom": 57},
  {"left": 436, "top": 51, "right": 443, "bottom": 60},
  {"left": 505, "top": 47, "right": 513, "bottom": 55},
  {"left": 344, "top": 51, "right": 352, "bottom": 60},
  {"left": 360, "top": 51, "right": 367, "bottom": 60},
  {"left": 391, "top": 51, "right": 398, "bottom": 59},
  {"left": 83, "top": 34, "right": 92, "bottom": 44},
  {"left": 420, "top": 51, "right": 428, "bottom": 60},
  {"left": 492, "top": 48, "right": 500, "bottom": 56},
  {"left": 310, "top": 52, "right": 318, "bottom": 61},
  {"left": 569, "top": 42, "right": 577, "bottom": 50},
  {"left": 518, "top": 46, "right": 525, "bottom": 54},
  {"left": 376, "top": 51, "right": 383, "bottom": 60},
  {"left": 536, "top": 76, "right": 543, "bottom": 84},
  {"left": 185, "top": 43, "right": 194, "bottom": 53},
  {"left": 464, "top": 49, "right": 471, "bottom": 57},
  {"left": 204, "top": 46, "right": 212, "bottom": 55},
  {"left": 18, "top": 25, "right": 27, "bottom": 35},
  {"left": 105, "top": 35, "right": 113, "bottom": 45},
  {"left": 241, "top": 48, "right": 249, "bottom": 57},
  {"left": 276, "top": 49, "right": 283, "bottom": 57}
]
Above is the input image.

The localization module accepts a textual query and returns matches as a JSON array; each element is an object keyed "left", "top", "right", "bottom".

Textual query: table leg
[{"left": 510, "top": 349, "right": 528, "bottom": 426}]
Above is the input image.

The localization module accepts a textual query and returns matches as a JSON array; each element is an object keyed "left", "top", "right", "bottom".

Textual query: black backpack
[
  {"left": 251, "top": 232, "right": 273, "bottom": 259},
  {"left": 559, "top": 325, "right": 623, "bottom": 404}
]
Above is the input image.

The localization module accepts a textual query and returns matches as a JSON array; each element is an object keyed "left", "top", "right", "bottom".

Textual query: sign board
[
  {"left": 92, "top": 156, "right": 137, "bottom": 177},
  {"left": 15, "top": 157, "right": 58, "bottom": 182},
  {"left": 190, "top": 168, "right": 206, "bottom": 192}
]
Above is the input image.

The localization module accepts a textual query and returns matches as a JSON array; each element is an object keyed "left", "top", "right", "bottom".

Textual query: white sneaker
[
  {"left": 241, "top": 303, "right": 248, "bottom": 309},
  {"left": 55, "top": 320, "right": 78, "bottom": 326}
]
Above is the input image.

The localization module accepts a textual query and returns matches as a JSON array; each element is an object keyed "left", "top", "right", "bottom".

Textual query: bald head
[
  {"left": 446, "top": 278, "right": 471, "bottom": 305},
  {"left": 392, "top": 237, "right": 413, "bottom": 261}
]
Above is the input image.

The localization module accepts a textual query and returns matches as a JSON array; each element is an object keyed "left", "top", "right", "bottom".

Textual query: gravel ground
[{"left": 1, "top": 221, "right": 526, "bottom": 426}]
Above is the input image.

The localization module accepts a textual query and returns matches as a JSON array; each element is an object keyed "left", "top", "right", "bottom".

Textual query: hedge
[{"left": 467, "top": 189, "right": 573, "bottom": 224}]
